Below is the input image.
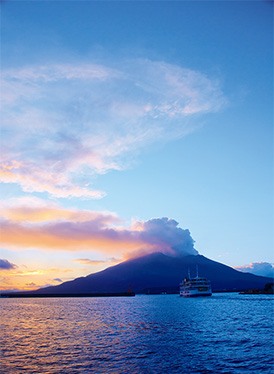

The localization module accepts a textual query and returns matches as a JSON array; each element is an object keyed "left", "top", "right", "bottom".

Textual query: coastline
[{"left": 0, "top": 292, "right": 135, "bottom": 298}]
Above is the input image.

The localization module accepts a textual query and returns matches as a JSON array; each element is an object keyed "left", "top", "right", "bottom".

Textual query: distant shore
[
  {"left": 239, "top": 283, "right": 274, "bottom": 295},
  {"left": 0, "top": 292, "right": 135, "bottom": 298},
  {"left": 239, "top": 290, "right": 274, "bottom": 295}
]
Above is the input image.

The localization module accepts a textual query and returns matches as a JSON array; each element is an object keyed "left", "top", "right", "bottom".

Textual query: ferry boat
[{"left": 180, "top": 268, "right": 212, "bottom": 297}]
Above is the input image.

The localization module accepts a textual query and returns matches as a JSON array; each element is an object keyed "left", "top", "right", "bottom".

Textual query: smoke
[{"left": 132, "top": 217, "right": 198, "bottom": 258}]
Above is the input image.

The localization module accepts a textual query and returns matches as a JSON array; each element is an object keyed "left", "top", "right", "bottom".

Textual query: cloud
[
  {"left": 0, "top": 217, "right": 143, "bottom": 253},
  {"left": 235, "top": 262, "right": 274, "bottom": 278},
  {"left": 73, "top": 258, "right": 119, "bottom": 265},
  {"left": 0, "top": 160, "right": 104, "bottom": 199},
  {"left": 53, "top": 278, "right": 62, "bottom": 283},
  {"left": 0, "top": 201, "right": 198, "bottom": 258},
  {"left": 1, "top": 58, "right": 226, "bottom": 198},
  {"left": 0, "top": 259, "right": 17, "bottom": 270},
  {"left": 0, "top": 196, "right": 120, "bottom": 223}
]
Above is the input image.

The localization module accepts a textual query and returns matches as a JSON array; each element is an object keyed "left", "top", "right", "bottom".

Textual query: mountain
[{"left": 33, "top": 252, "right": 273, "bottom": 294}]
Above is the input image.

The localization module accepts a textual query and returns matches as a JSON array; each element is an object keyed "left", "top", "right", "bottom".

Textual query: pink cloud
[{"left": 0, "top": 161, "right": 104, "bottom": 199}]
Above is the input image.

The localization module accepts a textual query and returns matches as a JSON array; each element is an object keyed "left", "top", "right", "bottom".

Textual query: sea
[{"left": 1, "top": 293, "right": 273, "bottom": 374}]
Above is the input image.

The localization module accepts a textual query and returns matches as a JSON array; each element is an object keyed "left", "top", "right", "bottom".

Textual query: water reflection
[{"left": 1, "top": 294, "right": 273, "bottom": 373}]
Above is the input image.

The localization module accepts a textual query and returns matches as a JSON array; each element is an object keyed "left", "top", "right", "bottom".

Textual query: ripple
[{"left": 1, "top": 294, "right": 273, "bottom": 373}]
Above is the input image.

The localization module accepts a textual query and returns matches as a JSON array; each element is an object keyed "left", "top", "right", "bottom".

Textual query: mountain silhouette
[{"left": 33, "top": 252, "right": 272, "bottom": 294}]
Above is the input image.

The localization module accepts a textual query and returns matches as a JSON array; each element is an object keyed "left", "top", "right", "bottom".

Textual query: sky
[{"left": 0, "top": 0, "right": 273, "bottom": 291}]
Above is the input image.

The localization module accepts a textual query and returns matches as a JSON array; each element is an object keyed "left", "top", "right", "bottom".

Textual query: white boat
[{"left": 180, "top": 268, "right": 212, "bottom": 297}]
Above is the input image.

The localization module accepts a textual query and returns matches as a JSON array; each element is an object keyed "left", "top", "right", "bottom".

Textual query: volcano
[{"left": 30, "top": 252, "right": 272, "bottom": 294}]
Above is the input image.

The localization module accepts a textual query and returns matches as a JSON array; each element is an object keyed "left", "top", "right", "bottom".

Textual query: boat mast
[{"left": 196, "top": 265, "right": 199, "bottom": 278}]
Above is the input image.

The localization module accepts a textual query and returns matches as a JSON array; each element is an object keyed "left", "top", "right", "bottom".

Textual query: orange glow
[
  {"left": 0, "top": 206, "right": 119, "bottom": 224},
  {"left": 0, "top": 222, "right": 145, "bottom": 253},
  {"left": 73, "top": 258, "right": 120, "bottom": 265},
  {"left": 0, "top": 202, "right": 144, "bottom": 256},
  {"left": 0, "top": 203, "right": 156, "bottom": 291},
  {"left": 0, "top": 265, "right": 95, "bottom": 292},
  {"left": 0, "top": 199, "right": 151, "bottom": 257}
]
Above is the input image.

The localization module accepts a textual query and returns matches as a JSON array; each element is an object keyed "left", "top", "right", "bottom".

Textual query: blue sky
[{"left": 0, "top": 0, "right": 273, "bottom": 290}]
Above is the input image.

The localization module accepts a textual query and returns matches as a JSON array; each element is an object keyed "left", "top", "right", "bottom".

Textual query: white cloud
[
  {"left": 1, "top": 58, "right": 227, "bottom": 198},
  {"left": 235, "top": 262, "right": 274, "bottom": 278},
  {"left": 0, "top": 160, "right": 104, "bottom": 199}
]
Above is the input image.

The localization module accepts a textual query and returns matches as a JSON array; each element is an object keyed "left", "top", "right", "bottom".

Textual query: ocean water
[{"left": 1, "top": 293, "right": 273, "bottom": 373}]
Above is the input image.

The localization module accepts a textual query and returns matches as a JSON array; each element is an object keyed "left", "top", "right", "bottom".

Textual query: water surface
[{"left": 1, "top": 293, "right": 273, "bottom": 373}]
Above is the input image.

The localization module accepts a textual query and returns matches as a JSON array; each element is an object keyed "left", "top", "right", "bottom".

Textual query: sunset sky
[{"left": 1, "top": 0, "right": 273, "bottom": 291}]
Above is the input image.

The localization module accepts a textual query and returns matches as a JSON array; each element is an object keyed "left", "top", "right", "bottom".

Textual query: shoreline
[{"left": 0, "top": 292, "right": 135, "bottom": 298}]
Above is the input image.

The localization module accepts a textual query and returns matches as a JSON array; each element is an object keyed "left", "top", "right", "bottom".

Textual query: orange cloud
[
  {"left": 73, "top": 258, "right": 119, "bottom": 265},
  {"left": 0, "top": 219, "right": 145, "bottom": 254},
  {"left": 0, "top": 201, "right": 145, "bottom": 257},
  {"left": 0, "top": 201, "right": 197, "bottom": 260}
]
